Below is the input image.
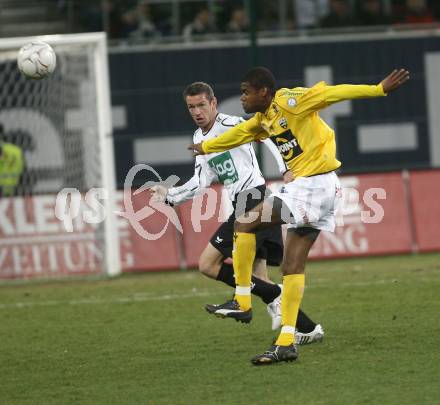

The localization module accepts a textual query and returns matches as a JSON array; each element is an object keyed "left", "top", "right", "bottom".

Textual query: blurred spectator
[
  {"left": 121, "top": 0, "right": 160, "bottom": 40},
  {"left": 79, "top": 2, "right": 104, "bottom": 32},
  {"left": 0, "top": 124, "right": 24, "bottom": 197},
  {"left": 226, "top": 7, "right": 249, "bottom": 33},
  {"left": 259, "top": 1, "right": 280, "bottom": 30},
  {"left": 431, "top": 0, "right": 440, "bottom": 20},
  {"left": 320, "top": 0, "right": 358, "bottom": 28},
  {"left": 390, "top": 0, "right": 406, "bottom": 22},
  {"left": 294, "top": 0, "right": 329, "bottom": 29},
  {"left": 402, "top": 0, "right": 436, "bottom": 24},
  {"left": 183, "top": 8, "right": 217, "bottom": 41},
  {"left": 358, "top": 0, "right": 390, "bottom": 26},
  {"left": 153, "top": 4, "right": 173, "bottom": 36},
  {"left": 433, "top": 2, "right": 440, "bottom": 21},
  {"left": 104, "top": 0, "right": 127, "bottom": 39},
  {"left": 79, "top": 0, "right": 126, "bottom": 39}
]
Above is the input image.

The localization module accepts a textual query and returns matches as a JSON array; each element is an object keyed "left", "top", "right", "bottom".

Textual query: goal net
[{"left": 0, "top": 33, "right": 120, "bottom": 279}]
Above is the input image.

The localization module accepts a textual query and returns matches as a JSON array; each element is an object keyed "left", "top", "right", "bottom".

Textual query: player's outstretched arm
[
  {"left": 188, "top": 116, "right": 264, "bottom": 156},
  {"left": 380, "top": 69, "right": 410, "bottom": 94},
  {"left": 165, "top": 157, "right": 215, "bottom": 205},
  {"left": 300, "top": 68, "right": 410, "bottom": 112}
]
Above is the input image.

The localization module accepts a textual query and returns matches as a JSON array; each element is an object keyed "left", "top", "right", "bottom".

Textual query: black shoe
[
  {"left": 205, "top": 299, "right": 252, "bottom": 323},
  {"left": 251, "top": 344, "right": 298, "bottom": 365}
]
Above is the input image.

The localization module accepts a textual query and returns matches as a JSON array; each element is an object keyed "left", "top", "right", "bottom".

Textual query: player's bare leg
[
  {"left": 198, "top": 243, "right": 224, "bottom": 279},
  {"left": 198, "top": 244, "right": 272, "bottom": 282},
  {"left": 199, "top": 243, "right": 278, "bottom": 294},
  {"left": 252, "top": 258, "right": 272, "bottom": 284}
]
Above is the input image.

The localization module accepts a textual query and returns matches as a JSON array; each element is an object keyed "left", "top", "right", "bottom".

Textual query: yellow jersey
[
  {"left": 0, "top": 142, "right": 24, "bottom": 196},
  {"left": 202, "top": 81, "right": 386, "bottom": 178}
]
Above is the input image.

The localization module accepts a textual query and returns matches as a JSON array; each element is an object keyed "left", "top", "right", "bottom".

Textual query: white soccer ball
[{"left": 17, "top": 41, "right": 56, "bottom": 79}]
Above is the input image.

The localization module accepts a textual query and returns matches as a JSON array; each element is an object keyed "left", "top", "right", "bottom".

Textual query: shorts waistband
[
  {"left": 305, "top": 170, "right": 335, "bottom": 178},
  {"left": 232, "top": 184, "right": 266, "bottom": 210}
]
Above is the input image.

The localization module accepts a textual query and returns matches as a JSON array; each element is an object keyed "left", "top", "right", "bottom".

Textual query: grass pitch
[{"left": 1, "top": 253, "right": 440, "bottom": 405}]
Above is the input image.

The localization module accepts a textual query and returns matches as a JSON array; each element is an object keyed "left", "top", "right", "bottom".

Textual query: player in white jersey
[
  {"left": 166, "top": 112, "right": 277, "bottom": 206},
  {"left": 152, "top": 82, "right": 323, "bottom": 341}
]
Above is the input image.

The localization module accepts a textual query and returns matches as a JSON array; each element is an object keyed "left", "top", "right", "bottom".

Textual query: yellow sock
[
  {"left": 275, "top": 274, "right": 305, "bottom": 346},
  {"left": 232, "top": 232, "right": 255, "bottom": 311}
]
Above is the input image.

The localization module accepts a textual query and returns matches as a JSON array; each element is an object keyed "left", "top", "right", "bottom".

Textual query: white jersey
[{"left": 167, "top": 113, "right": 287, "bottom": 206}]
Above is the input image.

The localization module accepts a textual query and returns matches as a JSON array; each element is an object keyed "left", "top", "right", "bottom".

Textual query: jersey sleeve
[
  {"left": 202, "top": 115, "right": 267, "bottom": 154},
  {"left": 261, "top": 138, "right": 287, "bottom": 175},
  {"left": 166, "top": 155, "right": 217, "bottom": 206},
  {"left": 278, "top": 81, "right": 386, "bottom": 115},
  {"left": 323, "top": 82, "right": 386, "bottom": 104}
]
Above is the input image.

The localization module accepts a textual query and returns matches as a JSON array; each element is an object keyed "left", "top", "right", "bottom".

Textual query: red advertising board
[
  {"left": 0, "top": 195, "right": 104, "bottom": 279},
  {"left": 308, "top": 172, "right": 413, "bottom": 259},
  {"left": 1, "top": 170, "right": 438, "bottom": 280},
  {"left": 408, "top": 170, "right": 440, "bottom": 252},
  {"left": 116, "top": 190, "right": 181, "bottom": 272},
  {"left": 173, "top": 172, "right": 414, "bottom": 267},
  {"left": 0, "top": 190, "right": 181, "bottom": 279}
]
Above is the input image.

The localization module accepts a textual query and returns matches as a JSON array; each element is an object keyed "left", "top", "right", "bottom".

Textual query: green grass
[{"left": 1, "top": 253, "right": 440, "bottom": 405}]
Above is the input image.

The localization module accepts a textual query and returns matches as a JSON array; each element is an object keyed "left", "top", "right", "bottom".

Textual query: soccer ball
[{"left": 17, "top": 41, "right": 56, "bottom": 79}]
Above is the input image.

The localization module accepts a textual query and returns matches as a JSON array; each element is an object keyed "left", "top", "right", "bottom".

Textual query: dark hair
[
  {"left": 241, "top": 67, "right": 276, "bottom": 95},
  {"left": 183, "top": 82, "right": 215, "bottom": 101}
]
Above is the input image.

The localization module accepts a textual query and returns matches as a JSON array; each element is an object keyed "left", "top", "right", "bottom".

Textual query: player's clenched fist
[
  {"left": 150, "top": 185, "right": 168, "bottom": 203},
  {"left": 188, "top": 142, "right": 205, "bottom": 156}
]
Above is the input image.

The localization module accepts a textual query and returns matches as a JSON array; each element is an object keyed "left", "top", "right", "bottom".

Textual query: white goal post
[{"left": 0, "top": 32, "right": 120, "bottom": 279}]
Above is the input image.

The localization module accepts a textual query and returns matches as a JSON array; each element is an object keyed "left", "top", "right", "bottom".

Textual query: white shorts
[{"left": 268, "top": 171, "right": 342, "bottom": 232}]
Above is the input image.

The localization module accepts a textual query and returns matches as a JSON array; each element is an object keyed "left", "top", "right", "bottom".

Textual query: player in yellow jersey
[
  {"left": 0, "top": 124, "right": 24, "bottom": 197},
  {"left": 189, "top": 67, "right": 410, "bottom": 365}
]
